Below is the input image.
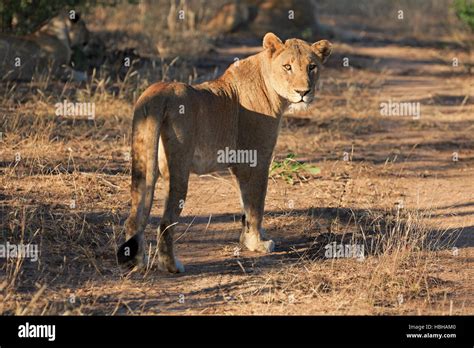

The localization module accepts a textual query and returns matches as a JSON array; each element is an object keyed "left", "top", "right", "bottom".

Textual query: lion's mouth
[
  {"left": 293, "top": 93, "right": 314, "bottom": 104},
  {"left": 295, "top": 97, "right": 313, "bottom": 104},
  {"left": 289, "top": 89, "right": 315, "bottom": 104}
]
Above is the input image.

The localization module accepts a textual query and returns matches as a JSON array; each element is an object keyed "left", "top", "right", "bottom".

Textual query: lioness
[
  {"left": 0, "top": 12, "right": 89, "bottom": 80},
  {"left": 117, "top": 33, "right": 332, "bottom": 273}
]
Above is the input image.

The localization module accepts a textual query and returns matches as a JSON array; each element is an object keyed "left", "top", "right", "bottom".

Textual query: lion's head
[
  {"left": 67, "top": 12, "right": 90, "bottom": 49},
  {"left": 262, "top": 32, "right": 332, "bottom": 105}
]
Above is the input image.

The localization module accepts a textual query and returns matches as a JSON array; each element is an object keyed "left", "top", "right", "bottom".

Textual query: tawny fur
[{"left": 117, "top": 32, "right": 332, "bottom": 273}]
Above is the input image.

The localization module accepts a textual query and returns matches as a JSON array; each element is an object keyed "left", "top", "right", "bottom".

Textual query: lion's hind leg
[{"left": 155, "top": 140, "right": 192, "bottom": 274}]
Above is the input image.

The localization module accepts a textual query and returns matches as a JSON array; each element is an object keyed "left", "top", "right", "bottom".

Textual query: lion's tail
[{"left": 118, "top": 97, "right": 165, "bottom": 265}]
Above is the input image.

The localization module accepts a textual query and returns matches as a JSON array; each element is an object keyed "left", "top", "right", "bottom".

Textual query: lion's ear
[
  {"left": 312, "top": 40, "right": 332, "bottom": 63},
  {"left": 263, "top": 32, "right": 283, "bottom": 53}
]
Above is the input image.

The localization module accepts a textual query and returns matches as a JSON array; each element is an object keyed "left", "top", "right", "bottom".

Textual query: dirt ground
[{"left": 0, "top": 11, "right": 473, "bottom": 315}]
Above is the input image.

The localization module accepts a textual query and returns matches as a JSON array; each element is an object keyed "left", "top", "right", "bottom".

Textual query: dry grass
[{"left": 238, "top": 208, "right": 459, "bottom": 314}]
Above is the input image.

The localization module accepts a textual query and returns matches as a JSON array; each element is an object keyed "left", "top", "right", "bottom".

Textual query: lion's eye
[
  {"left": 309, "top": 64, "right": 317, "bottom": 71},
  {"left": 283, "top": 64, "right": 292, "bottom": 71}
]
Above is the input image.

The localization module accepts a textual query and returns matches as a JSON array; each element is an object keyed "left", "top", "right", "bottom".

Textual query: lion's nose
[{"left": 295, "top": 89, "right": 311, "bottom": 97}]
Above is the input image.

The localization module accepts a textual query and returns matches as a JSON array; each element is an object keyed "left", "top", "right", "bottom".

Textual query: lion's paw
[
  {"left": 241, "top": 233, "right": 275, "bottom": 253},
  {"left": 157, "top": 256, "right": 185, "bottom": 273}
]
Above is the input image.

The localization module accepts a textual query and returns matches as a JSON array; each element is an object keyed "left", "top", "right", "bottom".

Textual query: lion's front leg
[{"left": 232, "top": 166, "right": 275, "bottom": 253}]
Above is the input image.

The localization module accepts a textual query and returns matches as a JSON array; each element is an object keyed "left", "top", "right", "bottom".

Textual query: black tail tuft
[{"left": 117, "top": 236, "right": 139, "bottom": 264}]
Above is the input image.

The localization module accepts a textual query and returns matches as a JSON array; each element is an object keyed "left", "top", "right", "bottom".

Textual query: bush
[
  {"left": 454, "top": 0, "right": 474, "bottom": 30},
  {"left": 0, "top": 0, "right": 127, "bottom": 34},
  {"left": 0, "top": 0, "right": 84, "bottom": 34}
]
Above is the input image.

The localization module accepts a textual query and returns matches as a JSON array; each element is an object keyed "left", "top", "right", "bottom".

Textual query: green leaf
[{"left": 305, "top": 166, "right": 321, "bottom": 174}]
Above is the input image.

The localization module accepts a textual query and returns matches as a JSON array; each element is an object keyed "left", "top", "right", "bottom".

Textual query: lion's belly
[
  {"left": 189, "top": 104, "right": 239, "bottom": 174},
  {"left": 190, "top": 146, "right": 230, "bottom": 174}
]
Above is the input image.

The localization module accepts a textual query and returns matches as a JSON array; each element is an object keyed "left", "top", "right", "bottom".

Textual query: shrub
[{"left": 454, "top": 0, "right": 474, "bottom": 30}]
